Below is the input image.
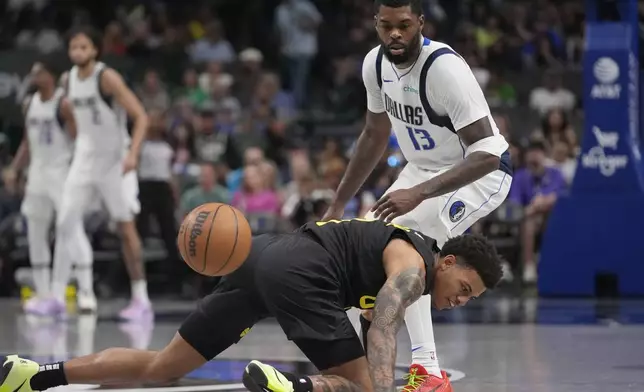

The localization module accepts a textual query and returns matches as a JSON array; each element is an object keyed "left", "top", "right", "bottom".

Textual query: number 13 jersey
[
  {"left": 68, "top": 62, "right": 130, "bottom": 168},
  {"left": 363, "top": 37, "right": 508, "bottom": 171}
]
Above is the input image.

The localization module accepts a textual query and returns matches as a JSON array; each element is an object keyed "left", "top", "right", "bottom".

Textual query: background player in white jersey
[
  {"left": 323, "top": 1, "right": 513, "bottom": 391},
  {"left": 6, "top": 60, "right": 76, "bottom": 315},
  {"left": 48, "top": 26, "right": 151, "bottom": 321}
]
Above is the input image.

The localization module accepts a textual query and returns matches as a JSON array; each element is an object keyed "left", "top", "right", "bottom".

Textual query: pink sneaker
[
  {"left": 24, "top": 298, "right": 67, "bottom": 319},
  {"left": 118, "top": 299, "right": 154, "bottom": 322}
]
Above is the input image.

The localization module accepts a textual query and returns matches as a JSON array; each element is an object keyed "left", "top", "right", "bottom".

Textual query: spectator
[
  {"left": 529, "top": 69, "right": 576, "bottom": 115},
  {"left": 485, "top": 69, "right": 517, "bottom": 108},
  {"left": 319, "top": 157, "right": 375, "bottom": 219},
  {"left": 545, "top": 140, "right": 577, "bottom": 186},
  {"left": 234, "top": 48, "right": 265, "bottom": 107},
  {"left": 192, "top": 104, "right": 240, "bottom": 169},
  {"left": 180, "top": 162, "right": 229, "bottom": 217},
  {"left": 136, "top": 110, "right": 179, "bottom": 273},
  {"left": 126, "top": 20, "right": 155, "bottom": 58},
  {"left": 189, "top": 20, "right": 236, "bottom": 64},
  {"left": 103, "top": 22, "right": 127, "bottom": 56},
  {"left": 136, "top": 69, "right": 171, "bottom": 112},
  {"left": 227, "top": 146, "right": 266, "bottom": 193},
  {"left": 231, "top": 165, "right": 281, "bottom": 215},
  {"left": 325, "top": 55, "right": 365, "bottom": 123},
  {"left": 275, "top": 0, "right": 322, "bottom": 108},
  {"left": 198, "top": 61, "right": 224, "bottom": 95},
  {"left": 509, "top": 142, "right": 567, "bottom": 284},
  {"left": 210, "top": 73, "right": 241, "bottom": 124},
  {"left": 176, "top": 68, "right": 209, "bottom": 108},
  {"left": 533, "top": 108, "right": 578, "bottom": 154},
  {"left": 254, "top": 72, "right": 296, "bottom": 123}
]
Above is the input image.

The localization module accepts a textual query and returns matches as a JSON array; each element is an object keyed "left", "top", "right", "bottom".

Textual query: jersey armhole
[
  {"left": 418, "top": 48, "right": 459, "bottom": 134},
  {"left": 375, "top": 47, "right": 384, "bottom": 90},
  {"left": 97, "top": 67, "right": 114, "bottom": 108}
]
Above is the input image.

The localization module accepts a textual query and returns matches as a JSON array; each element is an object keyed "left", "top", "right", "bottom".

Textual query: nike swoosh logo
[
  {"left": 12, "top": 380, "right": 26, "bottom": 392},
  {"left": 411, "top": 346, "right": 422, "bottom": 352},
  {"left": 383, "top": 79, "right": 394, "bottom": 83}
]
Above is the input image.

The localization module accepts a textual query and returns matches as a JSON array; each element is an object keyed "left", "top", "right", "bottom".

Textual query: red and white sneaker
[{"left": 403, "top": 364, "right": 452, "bottom": 392}]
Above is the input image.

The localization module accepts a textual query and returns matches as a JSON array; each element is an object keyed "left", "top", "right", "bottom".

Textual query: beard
[{"left": 382, "top": 32, "right": 422, "bottom": 65}]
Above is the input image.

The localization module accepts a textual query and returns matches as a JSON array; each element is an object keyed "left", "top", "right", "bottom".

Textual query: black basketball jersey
[{"left": 298, "top": 219, "right": 436, "bottom": 309}]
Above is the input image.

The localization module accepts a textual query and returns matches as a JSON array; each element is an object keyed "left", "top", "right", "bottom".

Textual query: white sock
[
  {"left": 405, "top": 295, "right": 442, "bottom": 377},
  {"left": 75, "top": 265, "right": 94, "bottom": 295},
  {"left": 31, "top": 266, "right": 51, "bottom": 298},
  {"left": 131, "top": 279, "right": 150, "bottom": 303}
]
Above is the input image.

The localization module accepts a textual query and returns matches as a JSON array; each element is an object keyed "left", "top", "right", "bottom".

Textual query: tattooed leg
[{"left": 310, "top": 375, "right": 363, "bottom": 392}]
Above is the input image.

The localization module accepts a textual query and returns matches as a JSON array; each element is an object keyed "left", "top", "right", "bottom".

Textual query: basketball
[{"left": 178, "top": 203, "right": 252, "bottom": 277}]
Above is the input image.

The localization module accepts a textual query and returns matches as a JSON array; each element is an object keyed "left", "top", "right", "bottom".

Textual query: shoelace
[{"left": 403, "top": 369, "right": 428, "bottom": 390}]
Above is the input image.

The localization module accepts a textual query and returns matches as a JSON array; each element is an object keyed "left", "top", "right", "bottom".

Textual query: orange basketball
[{"left": 177, "top": 203, "right": 252, "bottom": 276}]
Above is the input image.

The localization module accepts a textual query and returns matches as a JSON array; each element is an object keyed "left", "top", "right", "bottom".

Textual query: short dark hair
[
  {"left": 38, "top": 58, "right": 61, "bottom": 79},
  {"left": 375, "top": 0, "right": 423, "bottom": 15},
  {"left": 67, "top": 25, "right": 103, "bottom": 58},
  {"left": 526, "top": 141, "right": 546, "bottom": 153},
  {"left": 440, "top": 234, "right": 503, "bottom": 289}
]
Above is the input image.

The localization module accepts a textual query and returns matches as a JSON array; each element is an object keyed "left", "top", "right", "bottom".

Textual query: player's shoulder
[
  {"left": 364, "top": 45, "right": 382, "bottom": 63},
  {"left": 421, "top": 41, "right": 466, "bottom": 70}
]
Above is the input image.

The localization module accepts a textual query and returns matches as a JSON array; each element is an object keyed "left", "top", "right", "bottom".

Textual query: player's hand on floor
[{"left": 372, "top": 187, "right": 423, "bottom": 222}]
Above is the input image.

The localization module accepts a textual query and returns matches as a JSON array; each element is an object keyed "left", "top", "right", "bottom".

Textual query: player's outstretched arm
[
  {"left": 324, "top": 110, "right": 391, "bottom": 219},
  {"left": 323, "top": 49, "right": 392, "bottom": 220},
  {"left": 368, "top": 239, "right": 426, "bottom": 392},
  {"left": 100, "top": 68, "right": 149, "bottom": 172}
]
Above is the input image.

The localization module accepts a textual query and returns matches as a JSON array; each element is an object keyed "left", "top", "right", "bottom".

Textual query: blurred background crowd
[{"left": 0, "top": 0, "right": 593, "bottom": 297}]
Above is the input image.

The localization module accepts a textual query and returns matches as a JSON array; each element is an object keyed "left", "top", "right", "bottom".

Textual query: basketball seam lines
[
  {"left": 214, "top": 205, "right": 240, "bottom": 274},
  {"left": 182, "top": 214, "right": 194, "bottom": 270},
  {"left": 202, "top": 204, "right": 223, "bottom": 272}
]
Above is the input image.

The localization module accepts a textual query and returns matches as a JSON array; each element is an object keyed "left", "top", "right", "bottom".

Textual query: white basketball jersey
[
  {"left": 24, "top": 88, "right": 73, "bottom": 180},
  {"left": 68, "top": 62, "right": 130, "bottom": 160},
  {"left": 365, "top": 38, "right": 508, "bottom": 171}
]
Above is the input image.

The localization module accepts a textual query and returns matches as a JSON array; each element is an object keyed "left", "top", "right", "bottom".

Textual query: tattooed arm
[{"left": 367, "top": 239, "right": 426, "bottom": 392}]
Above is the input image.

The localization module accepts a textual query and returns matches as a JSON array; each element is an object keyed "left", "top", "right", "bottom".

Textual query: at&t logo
[{"left": 591, "top": 57, "right": 621, "bottom": 99}]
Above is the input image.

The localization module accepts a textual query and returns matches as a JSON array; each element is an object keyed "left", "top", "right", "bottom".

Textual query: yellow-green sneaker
[
  {"left": 0, "top": 355, "right": 39, "bottom": 392},
  {"left": 243, "top": 360, "right": 294, "bottom": 392}
]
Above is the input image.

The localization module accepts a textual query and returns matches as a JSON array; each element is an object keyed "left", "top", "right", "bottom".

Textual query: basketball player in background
[
  {"left": 6, "top": 61, "right": 77, "bottom": 315},
  {"left": 48, "top": 26, "right": 151, "bottom": 321},
  {"left": 322, "top": 1, "right": 513, "bottom": 391}
]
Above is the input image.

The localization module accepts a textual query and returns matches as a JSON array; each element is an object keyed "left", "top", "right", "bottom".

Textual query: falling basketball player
[
  {"left": 321, "top": 1, "right": 513, "bottom": 390},
  {"left": 43, "top": 26, "right": 152, "bottom": 320},
  {"left": 2, "top": 218, "right": 502, "bottom": 392},
  {"left": 6, "top": 61, "right": 76, "bottom": 314}
]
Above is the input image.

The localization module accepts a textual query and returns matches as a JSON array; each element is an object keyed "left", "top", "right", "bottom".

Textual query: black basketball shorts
[{"left": 178, "top": 233, "right": 365, "bottom": 370}]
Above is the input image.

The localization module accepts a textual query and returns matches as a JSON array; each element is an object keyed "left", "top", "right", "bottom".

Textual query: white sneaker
[
  {"left": 77, "top": 291, "right": 98, "bottom": 313},
  {"left": 523, "top": 263, "right": 537, "bottom": 284}
]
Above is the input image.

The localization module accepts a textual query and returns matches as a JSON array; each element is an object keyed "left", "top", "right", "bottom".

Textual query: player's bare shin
[
  {"left": 308, "top": 375, "right": 362, "bottom": 392},
  {"left": 415, "top": 117, "right": 501, "bottom": 200},
  {"left": 325, "top": 111, "right": 391, "bottom": 216}
]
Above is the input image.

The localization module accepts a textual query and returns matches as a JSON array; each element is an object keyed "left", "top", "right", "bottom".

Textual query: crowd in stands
[{"left": 0, "top": 0, "right": 588, "bottom": 292}]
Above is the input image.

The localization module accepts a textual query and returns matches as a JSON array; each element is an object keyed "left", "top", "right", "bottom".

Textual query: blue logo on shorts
[{"left": 449, "top": 201, "right": 466, "bottom": 223}]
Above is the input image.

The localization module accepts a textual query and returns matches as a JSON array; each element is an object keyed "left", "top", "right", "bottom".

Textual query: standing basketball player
[
  {"left": 6, "top": 61, "right": 76, "bottom": 315},
  {"left": 48, "top": 26, "right": 151, "bottom": 321},
  {"left": 322, "top": 1, "right": 512, "bottom": 391}
]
